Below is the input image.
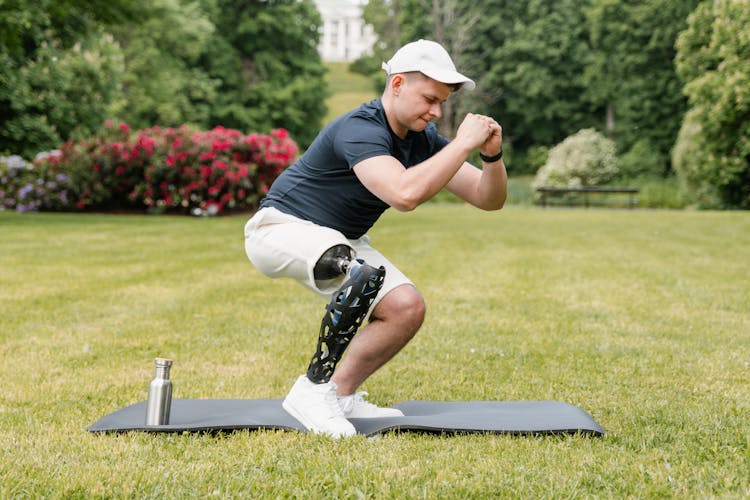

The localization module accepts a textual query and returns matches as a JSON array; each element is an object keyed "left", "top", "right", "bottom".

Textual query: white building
[{"left": 314, "top": 0, "right": 375, "bottom": 62}]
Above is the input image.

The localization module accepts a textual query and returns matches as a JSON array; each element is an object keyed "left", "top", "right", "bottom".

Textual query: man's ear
[{"left": 389, "top": 74, "right": 406, "bottom": 96}]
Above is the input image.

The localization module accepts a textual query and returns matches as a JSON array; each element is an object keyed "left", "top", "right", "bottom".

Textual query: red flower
[
  {"left": 245, "top": 134, "right": 260, "bottom": 149},
  {"left": 212, "top": 140, "right": 232, "bottom": 151},
  {"left": 272, "top": 128, "right": 289, "bottom": 140}
]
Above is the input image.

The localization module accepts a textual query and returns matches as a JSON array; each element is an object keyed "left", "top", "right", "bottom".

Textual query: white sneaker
[
  {"left": 282, "top": 375, "right": 356, "bottom": 438},
  {"left": 339, "top": 392, "right": 405, "bottom": 418}
]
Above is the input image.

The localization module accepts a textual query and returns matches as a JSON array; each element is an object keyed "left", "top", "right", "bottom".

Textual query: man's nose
[{"left": 430, "top": 103, "right": 442, "bottom": 119}]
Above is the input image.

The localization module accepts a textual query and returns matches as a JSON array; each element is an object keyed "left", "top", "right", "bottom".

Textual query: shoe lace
[{"left": 339, "top": 391, "right": 375, "bottom": 414}]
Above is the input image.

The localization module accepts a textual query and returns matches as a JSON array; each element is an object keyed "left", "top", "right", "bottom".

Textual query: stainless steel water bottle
[{"left": 145, "top": 358, "right": 173, "bottom": 425}]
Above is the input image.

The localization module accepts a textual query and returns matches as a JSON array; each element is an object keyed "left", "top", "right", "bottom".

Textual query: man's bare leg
[{"left": 332, "top": 284, "right": 426, "bottom": 396}]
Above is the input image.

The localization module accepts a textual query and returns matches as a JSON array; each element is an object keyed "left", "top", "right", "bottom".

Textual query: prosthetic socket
[{"left": 307, "top": 245, "right": 386, "bottom": 383}]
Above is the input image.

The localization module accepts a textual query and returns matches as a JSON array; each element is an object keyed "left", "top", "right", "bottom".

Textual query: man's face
[{"left": 393, "top": 73, "right": 453, "bottom": 135}]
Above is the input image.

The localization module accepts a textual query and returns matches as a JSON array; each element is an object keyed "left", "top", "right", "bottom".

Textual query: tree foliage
[
  {"left": 201, "top": 0, "right": 328, "bottom": 148},
  {"left": 358, "top": 0, "right": 705, "bottom": 179},
  {"left": 673, "top": 0, "right": 750, "bottom": 208},
  {"left": 0, "top": 36, "right": 125, "bottom": 159},
  {"left": 0, "top": 0, "right": 150, "bottom": 158},
  {"left": 585, "top": 0, "right": 700, "bottom": 174},
  {"left": 2, "top": 0, "right": 748, "bottom": 211},
  {"left": 107, "top": 0, "right": 219, "bottom": 130},
  {"left": 0, "top": 0, "right": 149, "bottom": 63},
  {"left": 1, "top": 0, "right": 328, "bottom": 157},
  {"left": 474, "top": 0, "right": 597, "bottom": 152}
]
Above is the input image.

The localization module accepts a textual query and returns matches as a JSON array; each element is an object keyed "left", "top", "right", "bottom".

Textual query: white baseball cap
[{"left": 381, "top": 39, "right": 476, "bottom": 91}]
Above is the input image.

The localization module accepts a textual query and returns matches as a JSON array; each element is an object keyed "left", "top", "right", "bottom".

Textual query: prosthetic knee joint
[{"left": 307, "top": 245, "right": 385, "bottom": 383}]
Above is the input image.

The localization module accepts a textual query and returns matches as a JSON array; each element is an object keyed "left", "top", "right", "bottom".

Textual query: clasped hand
[{"left": 455, "top": 113, "right": 503, "bottom": 158}]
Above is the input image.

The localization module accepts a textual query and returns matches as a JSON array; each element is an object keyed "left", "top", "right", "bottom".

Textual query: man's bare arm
[{"left": 352, "top": 113, "right": 493, "bottom": 211}]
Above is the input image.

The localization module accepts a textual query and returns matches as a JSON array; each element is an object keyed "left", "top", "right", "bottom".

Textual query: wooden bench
[{"left": 536, "top": 186, "right": 639, "bottom": 209}]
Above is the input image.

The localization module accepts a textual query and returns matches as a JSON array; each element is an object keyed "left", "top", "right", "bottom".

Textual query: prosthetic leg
[{"left": 307, "top": 245, "right": 386, "bottom": 383}]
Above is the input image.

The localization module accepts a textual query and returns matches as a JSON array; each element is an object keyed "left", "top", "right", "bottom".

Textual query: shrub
[
  {"left": 138, "top": 126, "right": 297, "bottom": 214},
  {"left": 0, "top": 154, "right": 70, "bottom": 212},
  {"left": 45, "top": 122, "right": 149, "bottom": 210},
  {"left": 29, "top": 123, "right": 298, "bottom": 214},
  {"left": 630, "top": 176, "right": 689, "bottom": 209},
  {"left": 671, "top": 109, "right": 724, "bottom": 208},
  {"left": 0, "top": 155, "right": 32, "bottom": 211},
  {"left": 617, "top": 139, "right": 668, "bottom": 180},
  {"left": 523, "top": 145, "right": 550, "bottom": 175},
  {"left": 674, "top": 0, "right": 750, "bottom": 209},
  {"left": 532, "top": 129, "right": 619, "bottom": 188},
  {"left": 0, "top": 37, "right": 124, "bottom": 160}
]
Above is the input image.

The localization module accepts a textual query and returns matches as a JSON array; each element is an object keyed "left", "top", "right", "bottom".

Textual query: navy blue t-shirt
[{"left": 260, "top": 98, "right": 449, "bottom": 239}]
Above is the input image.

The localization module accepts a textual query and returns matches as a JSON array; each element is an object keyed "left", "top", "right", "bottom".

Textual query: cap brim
[{"left": 421, "top": 69, "right": 476, "bottom": 90}]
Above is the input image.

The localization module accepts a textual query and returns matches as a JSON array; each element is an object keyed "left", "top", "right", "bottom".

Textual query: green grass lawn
[{"left": 1, "top": 206, "right": 748, "bottom": 497}]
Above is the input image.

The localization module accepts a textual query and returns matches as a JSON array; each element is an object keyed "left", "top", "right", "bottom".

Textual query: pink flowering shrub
[
  {"left": 41, "top": 122, "right": 152, "bottom": 209},
  {"left": 139, "top": 126, "right": 296, "bottom": 213},
  {"left": 32, "top": 122, "right": 298, "bottom": 214}
]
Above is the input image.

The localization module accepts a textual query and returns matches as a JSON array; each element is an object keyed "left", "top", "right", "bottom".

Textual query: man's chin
[{"left": 410, "top": 119, "right": 430, "bottom": 132}]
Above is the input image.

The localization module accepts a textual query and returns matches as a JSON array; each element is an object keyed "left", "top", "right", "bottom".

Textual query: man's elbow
[
  {"left": 481, "top": 194, "right": 506, "bottom": 211},
  {"left": 390, "top": 197, "right": 419, "bottom": 212},
  {"left": 389, "top": 188, "right": 423, "bottom": 212}
]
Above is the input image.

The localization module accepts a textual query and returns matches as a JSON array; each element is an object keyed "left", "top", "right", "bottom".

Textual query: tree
[
  {"left": 0, "top": 0, "right": 151, "bottom": 158},
  {"left": 0, "top": 35, "right": 127, "bottom": 159},
  {"left": 673, "top": 0, "right": 750, "bottom": 208},
  {"left": 467, "top": 0, "right": 599, "bottom": 168},
  {"left": 107, "top": 0, "right": 219, "bottom": 130},
  {"left": 200, "top": 0, "right": 328, "bottom": 148},
  {"left": 585, "top": 0, "right": 700, "bottom": 176},
  {"left": 353, "top": 0, "right": 600, "bottom": 172},
  {"left": 0, "top": 0, "right": 149, "bottom": 63}
]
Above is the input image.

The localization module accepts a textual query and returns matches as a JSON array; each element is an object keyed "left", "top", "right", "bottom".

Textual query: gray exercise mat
[{"left": 88, "top": 399, "right": 605, "bottom": 436}]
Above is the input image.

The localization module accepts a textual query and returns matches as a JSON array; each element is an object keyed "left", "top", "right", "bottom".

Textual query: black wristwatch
[{"left": 480, "top": 148, "right": 503, "bottom": 163}]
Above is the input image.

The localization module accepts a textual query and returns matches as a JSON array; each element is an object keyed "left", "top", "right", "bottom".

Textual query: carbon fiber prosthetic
[{"left": 306, "top": 258, "right": 386, "bottom": 383}]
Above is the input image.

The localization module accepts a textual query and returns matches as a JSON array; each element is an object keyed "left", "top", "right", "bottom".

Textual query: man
[{"left": 244, "top": 39, "right": 506, "bottom": 437}]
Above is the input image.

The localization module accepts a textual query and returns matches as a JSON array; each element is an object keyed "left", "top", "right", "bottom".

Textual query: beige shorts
[{"left": 244, "top": 207, "right": 413, "bottom": 314}]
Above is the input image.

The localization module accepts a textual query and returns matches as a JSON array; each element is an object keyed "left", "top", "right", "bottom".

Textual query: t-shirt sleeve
[{"left": 333, "top": 115, "right": 393, "bottom": 169}]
